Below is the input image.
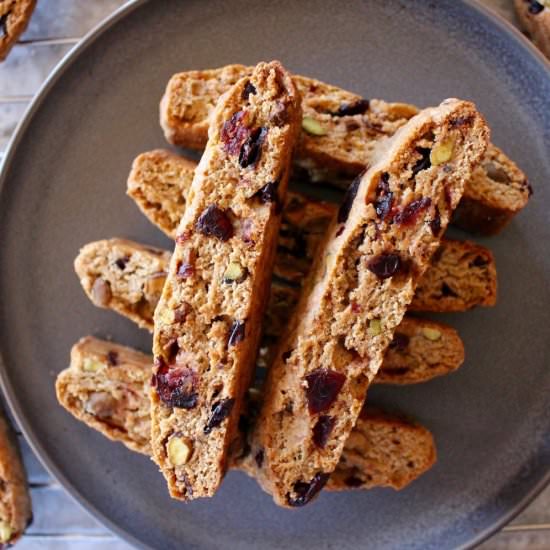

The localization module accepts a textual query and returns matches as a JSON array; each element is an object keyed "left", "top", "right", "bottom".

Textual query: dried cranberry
[
  {"left": 255, "top": 179, "right": 279, "bottom": 204},
  {"left": 176, "top": 261, "right": 194, "bottom": 279},
  {"left": 239, "top": 127, "right": 267, "bottom": 168},
  {"left": 242, "top": 81, "right": 256, "bottom": 100},
  {"left": 351, "top": 301, "right": 361, "bottom": 313},
  {"left": 154, "top": 363, "right": 198, "bottom": 409},
  {"left": 332, "top": 99, "right": 370, "bottom": 117},
  {"left": 344, "top": 476, "right": 363, "bottom": 488},
  {"left": 411, "top": 147, "right": 431, "bottom": 177},
  {"left": 470, "top": 255, "right": 489, "bottom": 268},
  {"left": 228, "top": 320, "right": 245, "bottom": 347},
  {"left": 450, "top": 115, "right": 474, "bottom": 128},
  {"left": 174, "top": 304, "right": 190, "bottom": 323},
  {"left": 196, "top": 205, "right": 234, "bottom": 241},
  {"left": 312, "top": 416, "right": 335, "bottom": 448},
  {"left": 204, "top": 398, "right": 235, "bottom": 434},
  {"left": 390, "top": 332, "right": 410, "bottom": 350},
  {"left": 305, "top": 369, "right": 346, "bottom": 414},
  {"left": 367, "top": 253, "right": 402, "bottom": 279},
  {"left": 395, "top": 197, "right": 432, "bottom": 225},
  {"left": 528, "top": 1, "right": 545, "bottom": 15},
  {"left": 430, "top": 205, "right": 441, "bottom": 236},
  {"left": 374, "top": 172, "right": 394, "bottom": 221},
  {"left": 287, "top": 473, "right": 330, "bottom": 507},
  {"left": 254, "top": 449, "right": 264, "bottom": 467},
  {"left": 441, "top": 282, "right": 458, "bottom": 297},
  {"left": 270, "top": 101, "right": 288, "bottom": 126},
  {"left": 337, "top": 172, "right": 362, "bottom": 223},
  {"left": 221, "top": 111, "right": 250, "bottom": 155},
  {"left": 115, "top": 256, "right": 129, "bottom": 270},
  {"left": 106, "top": 351, "right": 119, "bottom": 366}
]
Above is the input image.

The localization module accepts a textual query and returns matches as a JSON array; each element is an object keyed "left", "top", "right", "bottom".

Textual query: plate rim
[{"left": 0, "top": 1, "right": 548, "bottom": 549}]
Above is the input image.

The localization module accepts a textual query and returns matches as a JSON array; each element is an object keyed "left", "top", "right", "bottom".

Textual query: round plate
[{"left": 1, "top": 1, "right": 549, "bottom": 548}]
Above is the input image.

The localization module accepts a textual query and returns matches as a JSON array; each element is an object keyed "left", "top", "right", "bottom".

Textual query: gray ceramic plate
[{"left": 1, "top": 1, "right": 549, "bottom": 548}]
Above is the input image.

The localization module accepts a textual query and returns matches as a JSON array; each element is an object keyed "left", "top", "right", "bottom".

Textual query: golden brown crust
[
  {"left": 0, "top": 411, "right": 32, "bottom": 545},
  {"left": 151, "top": 61, "right": 302, "bottom": 500},
  {"left": 251, "top": 100, "right": 489, "bottom": 507},
  {"left": 0, "top": 0, "right": 36, "bottom": 62}
]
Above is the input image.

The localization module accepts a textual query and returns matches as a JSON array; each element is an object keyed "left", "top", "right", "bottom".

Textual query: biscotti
[
  {"left": 0, "top": 0, "right": 36, "bottom": 61},
  {"left": 160, "top": 65, "right": 529, "bottom": 235},
  {"left": 250, "top": 99, "right": 489, "bottom": 506},
  {"left": 515, "top": 0, "right": 550, "bottom": 59},
  {"left": 0, "top": 410, "right": 32, "bottom": 546},
  {"left": 56, "top": 336, "right": 152, "bottom": 454},
  {"left": 151, "top": 61, "right": 301, "bottom": 500},
  {"left": 56, "top": 338, "right": 436, "bottom": 491},
  {"left": 125, "top": 151, "right": 498, "bottom": 311}
]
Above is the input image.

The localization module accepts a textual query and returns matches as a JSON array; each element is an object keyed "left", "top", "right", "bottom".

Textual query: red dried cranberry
[
  {"left": 115, "top": 256, "right": 129, "bottom": 270},
  {"left": 228, "top": 320, "right": 245, "bottom": 347},
  {"left": 176, "top": 261, "right": 194, "bottom": 279},
  {"left": 255, "top": 179, "right": 280, "bottom": 204},
  {"left": 338, "top": 172, "right": 362, "bottom": 223},
  {"left": 367, "top": 253, "right": 402, "bottom": 279},
  {"left": 441, "top": 282, "right": 458, "bottom": 297},
  {"left": 528, "top": 1, "right": 545, "bottom": 15},
  {"left": 106, "top": 351, "right": 119, "bottom": 366},
  {"left": 221, "top": 111, "right": 250, "bottom": 155},
  {"left": 411, "top": 147, "right": 431, "bottom": 177},
  {"left": 305, "top": 369, "right": 346, "bottom": 414},
  {"left": 395, "top": 197, "right": 432, "bottom": 225},
  {"left": 332, "top": 99, "right": 370, "bottom": 117},
  {"left": 174, "top": 304, "right": 190, "bottom": 323},
  {"left": 351, "top": 301, "right": 361, "bottom": 313},
  {"left": 254, "top": 449, "right": 264, "bottom": 467},
  {"left": 389, "top": 332, "right": 410, "bottom": 350},
  {"left": 239, "top": 127, "right": 267, "bottom": 168},
  {"left": 204, "top": 398, "right": 235, "bottom": 434},
  {"left": 287, "top": 473, "right": 330, "bottom": 507},
  {"left": 470, "top": 255, "right": 489, "bottom": 268},
  {"left": 196, "top": 205, "right": 234, "bottom": 241},
  {"left": 374, "top": 172, "right": 394, "bottom": 221},
  {"left": 344, "top": 476, "right": 363, "bottom": 488},
  {"left": 242, "top": 81, "right": 256, "bottom": 100},
  {"left": 430, "top": 205, "right": 442, "bottom": 236},
  {"left": 312, "top": 415, "right": 335, "bottom": 448},
  {"left": 154, "top": 363, "right": 198, "bottom": 409}
]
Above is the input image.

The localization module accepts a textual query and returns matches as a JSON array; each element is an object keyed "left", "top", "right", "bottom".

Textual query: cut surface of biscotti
[
  {"left": 515, "top": 0, "right": 550, "bottom": 59},
  {"left": 55, "top": 338, "right": 436, "bottom": 492},
  {"left": 0, "top": 409, "right": 32, "bottom": 546},
  {"left": 0, "top": 0, "right": 36, "bottom": 61},
  {"left": 74, "top": 239, "right": 171, "bottom": 331},
  {"left": 160, "top": 65, "right": 529, "bottom": 235},
  {"left": 75, "top": 239, "right": 466, "bottom": 385},
  {"left": 56, "top": 337, "right": 152, "bottom": 454},
  {"left": 125, "top": 150, "right": 497, "bottom": 311},
  {"left": 249, "top": 99, "right": 489, "bottom": 507},
  {"left": 151, "top": 61, "right": 302, "bottom": 500}
]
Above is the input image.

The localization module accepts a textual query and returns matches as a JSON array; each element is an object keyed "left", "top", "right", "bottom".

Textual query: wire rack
[{"left": 0, "top": 2, "right": 549, "bottom": 548}]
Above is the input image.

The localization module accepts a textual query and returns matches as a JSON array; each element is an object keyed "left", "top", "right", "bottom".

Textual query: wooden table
[{"left": 0, "top": 1, "right": 548, "bottom": 548}]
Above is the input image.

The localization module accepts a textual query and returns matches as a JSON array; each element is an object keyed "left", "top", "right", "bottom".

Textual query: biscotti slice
[
  {"left": 74, "top": 239, "right": 171, "bottom": 331},
  {"left": 515, "top": 0, "right": 550, "bottom": 59},
  {"left": 0, "top": 410, "right": 32, "bottom": 546},
  {"left": 250, "top": 99, "right": 489, "bottom": 507},
  {"left": 56, "top": 339, "right": 436, "bottom": 492},
  {"left": 56, "top": 337, "right": 152, "bottom": 454},
  {"left": 160, "top": 66, "right": 529, "bottom": 234},
  {"left": 125, "top": 151, "right": 498, "bottom": 311},
  {"left": 0, "top": 0, "right": 36, "bottom": 61},
  {"left": 151, "top": 61, "right": 302, "bottom": 500},
  {"left": 326, "top": 408, "right": 436, "bottom": 491},
  {"left": 264, "top": 285, "right": 465, "bottom": 385}
]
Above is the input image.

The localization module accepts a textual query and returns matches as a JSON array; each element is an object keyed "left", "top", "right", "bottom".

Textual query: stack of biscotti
[
  {"left": 56, "top": 336, "right": 436, "bottom": 492},
  {"left": 160, "top": 65, "right": 530, "bottom": 235}
]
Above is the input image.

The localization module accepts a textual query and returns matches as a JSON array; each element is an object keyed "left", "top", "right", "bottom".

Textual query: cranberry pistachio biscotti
[
  {"left": 249, "top": 99, "right": 489, "bottom": 507},
  {"left": 160, "top": 65, "right": 529, "bottom": 235},
  {"left": 151, "top": 61, "right": 301, "bottom": 500},
  {"left": 56, "top": 337, "right": 436, "bottom": 491},
  {"left": 0, "top": 0, "right": 36, "bottom": 61}
]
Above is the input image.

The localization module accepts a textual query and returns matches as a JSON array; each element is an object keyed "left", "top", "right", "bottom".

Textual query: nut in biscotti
[
  {"left": 249, "top": 99, "right": 489, "bottom": 507},
  {"left": 150, "top": 61, "right": 302, "bottom": 500}
]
